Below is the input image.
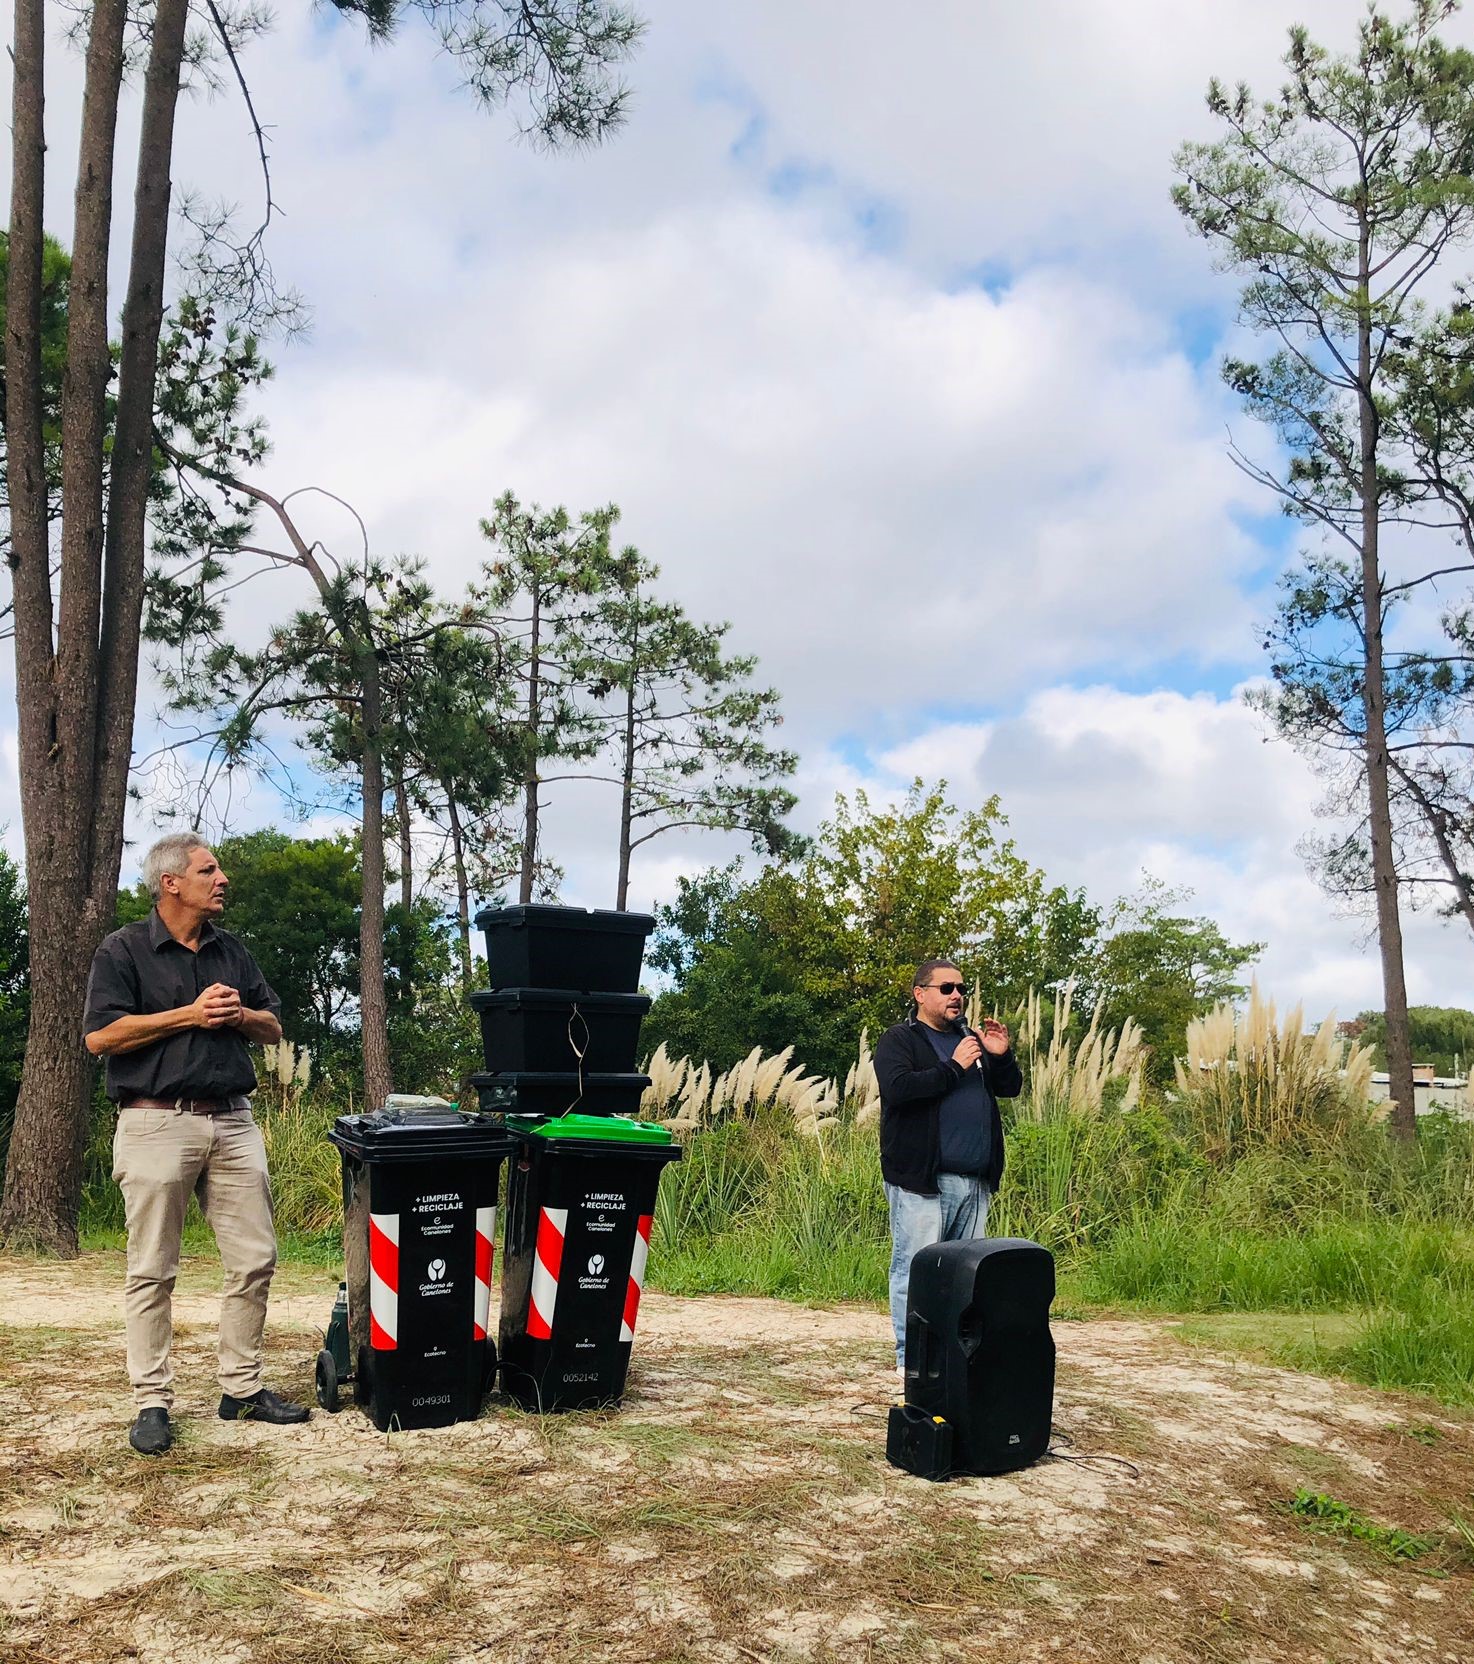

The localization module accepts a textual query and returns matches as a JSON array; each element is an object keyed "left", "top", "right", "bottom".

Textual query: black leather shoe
[
  {"left": 129, "top": 1407, "right": 172, "bottom": 1455},
  {"left": 218, "top": 1387, "right": 311, "bottom": 1425}
]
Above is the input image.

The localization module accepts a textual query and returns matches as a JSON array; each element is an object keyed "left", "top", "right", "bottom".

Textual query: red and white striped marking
[
  {"left": 526, "top": 1206, "right": 567, "bottom": 1340},
  {"left": 369, "top": 1211, "right": 399, "bottom": 1350},
  {"left": 620, "top": 1213, "right": 653, "bottom": 1343},
  {"left": 473, "top": 1204, "right": 496, "bottom": 1341}
]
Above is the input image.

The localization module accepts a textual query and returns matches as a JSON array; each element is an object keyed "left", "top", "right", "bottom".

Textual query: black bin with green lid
[
  {"left": 474, "top": 904, "right": 654, "bottom": 994},
  {"left": 498, "top": 1113, "right": 680, "bottom": 1411},
  {"left": 327, "top": 1105, "right": 513, "bottom": 1431}
]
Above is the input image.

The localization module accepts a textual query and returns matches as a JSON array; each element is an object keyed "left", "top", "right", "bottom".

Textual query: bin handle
[{"left": 566, "top": 1003, "right": 590, "bottom": 1114}]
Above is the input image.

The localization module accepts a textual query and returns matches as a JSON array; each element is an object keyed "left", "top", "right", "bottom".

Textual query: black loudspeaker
[{"left": 904, "top": 1237, "right": 1055, "bottom": 1476}]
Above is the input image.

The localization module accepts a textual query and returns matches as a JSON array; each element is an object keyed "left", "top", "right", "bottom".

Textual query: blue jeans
[{"left": 885, "top": 1173, "right": 990, "bottom": 1368}]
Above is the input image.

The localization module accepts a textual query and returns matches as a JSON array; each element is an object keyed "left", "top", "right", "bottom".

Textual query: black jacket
[{"left": 874, "top": 1017, "right": 1022, "bottom": 1194}]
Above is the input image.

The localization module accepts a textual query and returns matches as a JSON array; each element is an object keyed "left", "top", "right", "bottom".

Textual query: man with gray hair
[{"left": 84, "top": 832, "right": 310, "bottom": 1454}]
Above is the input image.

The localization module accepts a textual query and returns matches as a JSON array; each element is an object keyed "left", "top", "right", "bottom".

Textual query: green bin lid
[{"left": 522, "top": 1111, "right": 673, "bottom": 1146}]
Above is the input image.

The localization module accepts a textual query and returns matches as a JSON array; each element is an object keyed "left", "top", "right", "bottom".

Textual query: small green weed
[
  {"left": 1287, "top": 1489, "right": 1434, "bottom": 1560},
  {"left": 1398, "top": 1423, "right": 1443, "bottom": 1446}
]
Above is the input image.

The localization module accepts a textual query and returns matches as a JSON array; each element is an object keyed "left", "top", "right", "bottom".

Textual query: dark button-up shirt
[{"left": 83, "top": 909, "right": 282, "bottom": 1102}]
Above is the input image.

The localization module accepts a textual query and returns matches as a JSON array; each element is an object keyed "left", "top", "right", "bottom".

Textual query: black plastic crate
[
  {"left": 470, "top": 1070, "right": 652, "bottom": 1119},
  {"left": 473, "top": 904, "right": 654, "bottom": 994},
  {"left": 470, "top": 988, "right": 651, "bottom": 1075}
]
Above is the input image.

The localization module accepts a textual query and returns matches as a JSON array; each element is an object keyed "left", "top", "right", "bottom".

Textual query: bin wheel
[{"left": 315, "top": 1348, "right": 340, "bottom": 1413}]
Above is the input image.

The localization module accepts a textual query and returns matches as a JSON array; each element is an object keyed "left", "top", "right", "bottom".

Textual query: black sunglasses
[{"left": 921, "top": 980, "right": 967, "bottom": 996}]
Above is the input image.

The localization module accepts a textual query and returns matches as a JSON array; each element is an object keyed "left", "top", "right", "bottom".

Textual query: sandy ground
[{"left": 0, "top": 1252, "right": 1470, "bottom": 1664}]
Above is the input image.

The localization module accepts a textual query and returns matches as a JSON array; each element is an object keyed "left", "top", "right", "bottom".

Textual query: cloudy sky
[{"left": 6, "top": 0, "right": 1474, "bottom": 1017}]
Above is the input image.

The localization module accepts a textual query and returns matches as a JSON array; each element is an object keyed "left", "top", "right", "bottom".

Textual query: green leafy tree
[
  {"left": 378, "top": 619, "right": 518, "bottom": 987},
  {"left": 643, "top": 861, "right": 830, "bottom": 1071},
  {"left": 1172, "top": 0, "right": 1474, "bottom": 1138},
  {"left": 384, "top": 895, "right": 481, "bottom": 1094},
  {"left": 211, "top": 831, "right": 363, "bottom": 1057},
  {"left": 1089, "top": 881, "right": 1262, "bottom": 1084},
  {"left": 476, "top": 492, "right": 638, "bottom": 902},
  {"left": 645, "top": 782, "right": 1098, "bottom": 1079},
  {"left": 116, "top": 829, "right": 361, "bottom": 1059},
  {"left": 585, "top": 559, "right": 804, "bottom": 908},
  {"left": 1351, "top": 1004, "right": 1474, "bottom": 1076}
]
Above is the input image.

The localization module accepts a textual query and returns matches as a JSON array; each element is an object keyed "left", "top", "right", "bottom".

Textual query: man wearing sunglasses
[{"left": 874, "top": 958, "right": 1022, "bottom": 1378}]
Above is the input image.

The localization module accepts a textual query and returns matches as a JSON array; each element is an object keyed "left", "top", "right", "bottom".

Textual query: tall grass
[
  {"left": 71, "top": 993, "right": 1474, "bottom": 1406},
  {"left": 1015, "top": 986, "right": 1143, "bottom": 1121},
  {"left": 1176, "top": 982, "right": 1376, "bottom": 1159},
  {"left": 637, "top": 1001, "right": 1474, "bottom": 1403}
]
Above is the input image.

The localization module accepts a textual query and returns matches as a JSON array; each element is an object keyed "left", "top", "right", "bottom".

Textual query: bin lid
[
  {"left": 329, "top": 1104, "right": 516, "bottom": 1162},
  {"left": 468, "top": 988, "right": 652, "bottom": 1015},
  {"left": 517, "top": 1111, "right": 674, "bottom": 1146},
  {"left": 472, "top": 903, "right": 655, "bottom": 936}
]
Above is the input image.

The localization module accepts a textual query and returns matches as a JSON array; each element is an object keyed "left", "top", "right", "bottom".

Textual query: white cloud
[
  {"left": 6, "top": 0, "right": 1473, "bottom": 1024},
  {"left": 875, "top": 685, "right": 1474, "bottom": 1016}
]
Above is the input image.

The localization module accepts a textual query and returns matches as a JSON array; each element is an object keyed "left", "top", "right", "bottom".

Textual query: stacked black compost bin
[
  {"left": 471, "top": 904, "right": 680, "bottom": 1412},
  {"left": 317, "top": 905, "right": 679, "bottom": 1429}
]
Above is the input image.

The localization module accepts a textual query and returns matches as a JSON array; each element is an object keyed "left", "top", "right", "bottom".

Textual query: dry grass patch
[{"left": 0, "top": 1257, "right": 1471, "bottom": 1663}]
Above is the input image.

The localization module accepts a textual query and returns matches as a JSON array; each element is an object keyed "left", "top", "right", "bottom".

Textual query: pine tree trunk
[
  {"left": 0, "top": 936, "right": 96, "bottom": 1253},
  {"left": 92, "top": 0, "right": 191, "bottom": 901},
  {"left": 1, "top": 0, "right": 189, "bottom": 1252},
  {"left": 616, "top": 672, "right": 636, "bottom": 910},
  {"left": 445, "top": 783, "right": 473, "bottom": 989},
  {"left": 359, "top": 637, "right": 393, "bottom": 1109},
  {"left": 1357, "top": 226, "right": 1416, "bottom": 1141},
  {"left": 519, "top": 596, "right": 541, "bottom": 904}
]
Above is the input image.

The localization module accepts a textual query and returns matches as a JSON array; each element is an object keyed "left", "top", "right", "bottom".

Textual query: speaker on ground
[{"left": 903, "top": 1237, "right": 1055, "bottom": 1476}]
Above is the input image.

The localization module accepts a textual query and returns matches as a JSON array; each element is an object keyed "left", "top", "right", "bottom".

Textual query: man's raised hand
[{"left": 979, "top": 1019, "right": 1011, "bottom": 1056}]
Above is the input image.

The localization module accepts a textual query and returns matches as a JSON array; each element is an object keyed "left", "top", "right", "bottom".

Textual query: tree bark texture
[
  {"left": 93, "top": 0, "right": 191, "bottom": 900},
  {"left": 519, "top": 596, "right": 541, "bottom": 904},
  {"left": 1357, "top": 224, "right": 1416, "bottom": 1141},
  {"left": 445, "top": 783, "right": 474, "bottom": 990},
  {"left": 616, "top": 664, "right": 636, "bottom": 911},
  {"left": 358, "top": 636, "right": 394, "bottom": 1109},
  {"left": 1, "top": 0, "right": 190, "bottom": 1252}
]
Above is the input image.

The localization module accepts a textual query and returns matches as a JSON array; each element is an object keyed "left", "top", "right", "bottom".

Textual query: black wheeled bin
[
  {"left": 329, "top": 1106, "right": 514, "bottom": 1431},
  {"left": 498, "top": 1113, "right": 680, "bottom": 1411},
  {"left": 474, "top": 904, "right": 654, "bottom": 993}
]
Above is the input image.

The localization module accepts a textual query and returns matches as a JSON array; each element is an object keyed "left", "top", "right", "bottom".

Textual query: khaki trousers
[{"left": 112, "top": 1104, "right": 278, "bottom": 1410}]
